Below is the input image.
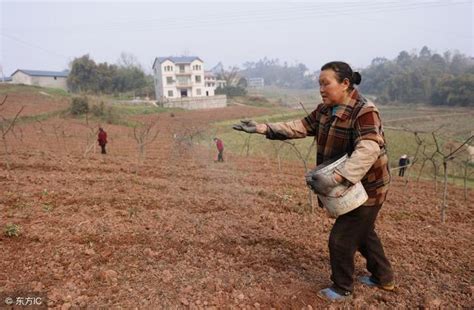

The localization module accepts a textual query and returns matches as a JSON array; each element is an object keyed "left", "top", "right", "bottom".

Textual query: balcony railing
[
  {"left": 176, "top": 82, "right": 192, "bottom": 88},
  {"left": 175, "top": 70, "right": 191, "bottom": 75}
]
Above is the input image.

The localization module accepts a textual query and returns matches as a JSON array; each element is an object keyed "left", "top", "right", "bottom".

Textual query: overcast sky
[{"left": 0, "top": 0, "right": 472, "bottom": 76}]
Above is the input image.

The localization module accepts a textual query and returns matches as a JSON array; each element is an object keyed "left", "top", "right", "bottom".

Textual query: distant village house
[
  {"left": 152, "top": 56, "right": 226, "bottom": 100},
  {"left": 152, "top": 56, "right": 227, "bottom": 109}
]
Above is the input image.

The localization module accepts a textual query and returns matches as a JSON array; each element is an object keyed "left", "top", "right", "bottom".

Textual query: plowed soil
[{"left": 0, "top": 90, "right": 472, "bottom": 309}]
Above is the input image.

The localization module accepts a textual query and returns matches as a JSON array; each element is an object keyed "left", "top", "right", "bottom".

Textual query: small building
[
  {"left": 248, "top": 77, "right": 265, "bottom": 89},
  {"left": 11, "top": 69, "right": 69, "bottom": 90},
  {"left": 204, "top": 71, "right": 217, "bottom": 97},
  {"left": 204, "top": 71, "right": 227, "bottom": 96}
]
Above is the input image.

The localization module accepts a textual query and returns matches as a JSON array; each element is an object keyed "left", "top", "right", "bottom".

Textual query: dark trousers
[
  {"left": 217, "top": 150, "right": 224, "bottom": 162},
  {"left": 399, "top": 167, "right": 406, "bottom": 177},
  {"left": 329, "top": 205, "right": 393, "bottom": 294},
  {"left": 100, "top": 144, "right": 107, "bottom": 154}
]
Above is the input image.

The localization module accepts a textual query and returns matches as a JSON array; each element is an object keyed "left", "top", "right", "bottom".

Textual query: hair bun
[{"left": 352, "top": 72, "right": 362, "bottom": 85}]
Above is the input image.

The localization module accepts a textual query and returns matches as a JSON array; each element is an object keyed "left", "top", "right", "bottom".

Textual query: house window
[
  {"left": 54, "top": 76, "right": 57, "bottom": 80},
  {"left": 179, "top": 65, "right": 185, "bottom": 73},
  {"left": 196, "top": 88, "right": 201, "bottom": 95},
  {"left": 193, "top": 65, "right": 201, "bottom": 70},
  {"left": 166, "top": 77, "right": 173, "bottom": 85},
  {"left": 163, "top": 65, "right": 174, "bottom": 72},
  {"left": 195, "top": 75, "right": 201, "bottom": 83},
  {"left": 177, "top": 76, "right": 190, "bottom": 85},
  {"left": 168, "top": 90, "right": 173, "bottom": 97}
]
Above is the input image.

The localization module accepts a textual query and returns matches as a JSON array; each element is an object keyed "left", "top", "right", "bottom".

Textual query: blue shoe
[
  {"left": 317, "top": 287, "right": 352, "bottom": 302},
  {"left": 359, "top": 276, "right": 395, "bottom": 291}
]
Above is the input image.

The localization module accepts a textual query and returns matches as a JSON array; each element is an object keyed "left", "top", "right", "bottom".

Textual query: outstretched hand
[{"left": 232, "top": 120, "right": 258, "bottom": 134}]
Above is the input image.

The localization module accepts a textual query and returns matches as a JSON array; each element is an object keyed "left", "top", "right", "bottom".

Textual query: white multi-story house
[{"left": 153, "top": 56, "right": 225, "bottom": 101}]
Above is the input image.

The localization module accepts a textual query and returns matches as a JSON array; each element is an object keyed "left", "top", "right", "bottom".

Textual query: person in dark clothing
[
  {"left": 398, "top": 154, "right": 409, "bottom": 177},
  {"left": 98, "top": 127, "right": 107, "bottom": 154},
  {"left": 213, "top": 137, "right": 224, "bottom": 162},
  {"left": 233, "top": 61, "right": 394, "bottom": 302}
]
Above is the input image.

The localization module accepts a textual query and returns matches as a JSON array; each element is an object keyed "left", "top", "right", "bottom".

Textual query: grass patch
[
  {"left": 4, "top": 223, "right": 21, "bottom": 237},
  {"left": 208, "top": 110, "right": 474, "bottom": 187},
  {"left": 228, "top": 95, "right": 278, "bottom": 107},
  {"left": 41, "top": 87, "right": 70, "bottom": 97},
  {"left": 0, "top": 84, "right": 70, "bottom": 97},
  {"left": 249, "top": 86, "right": 319, "bottom": 102},
  {"left": 113, "top": 104, "right": 180, "bottom": 116},
  {"left": 16, "top": 109, "right": 69, "bottom": 124},
  {"left": 205, "top": 112, "right": 316, "bottom": 165}
]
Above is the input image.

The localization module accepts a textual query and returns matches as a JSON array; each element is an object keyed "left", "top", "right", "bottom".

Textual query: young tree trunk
[
  {"left": 307, "top": 189, "right": 314, "bottom": 213},
  {"left": 417, "top": 160, "right": 427, "bottom": 182},
  {"left": 441, "top": 161, "right": 448, "bottom": 223},
  {"left": 246, "top": 135, "right": 251, "bottom": 157},
  {"left": 463, "top": 162, "right": 468, "bottom": 201},
  {"left": 433, "top": 163, "right": 438, "bottom": 192},
  {"left": 2, "top": 135, "right": 10, "bottom": 170}
]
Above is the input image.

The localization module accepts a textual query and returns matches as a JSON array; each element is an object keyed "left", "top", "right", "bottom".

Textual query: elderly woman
[{"left": 233, "top": 61, "right": 393, "bottom": 301}]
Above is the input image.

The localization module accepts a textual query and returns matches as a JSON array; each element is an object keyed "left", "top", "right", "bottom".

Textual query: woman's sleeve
[
  {"left": 265, "top": 120, "right": 308, "bottom": 140},
  {"left": 336, "top": 140, "right": 380, "bottom": 184},
  {"left": 265, "top": 109, "right": 318, "bottom": 140},
  {"left": 335, "top": 110, "right": 385, "bottom": 184},
  {"left": 353, "top": 110, "right": 385, "bottom": 146}
]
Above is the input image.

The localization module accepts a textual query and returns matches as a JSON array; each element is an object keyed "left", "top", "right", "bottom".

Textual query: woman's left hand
[{"left": 306, "top": 172, "right": 341, "bottom": 196}]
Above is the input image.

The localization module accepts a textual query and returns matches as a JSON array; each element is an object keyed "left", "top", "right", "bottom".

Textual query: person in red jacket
[
  {"left": 213, "top": 137, "right": 224, "bottom": 162},
  {"left": 98, "top": 127, "right": 107, "bottom": 154}
]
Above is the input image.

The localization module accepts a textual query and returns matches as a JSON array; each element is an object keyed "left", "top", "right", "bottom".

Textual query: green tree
[
  {"left": 68, "top": 55, "right": 98, "bottom": 92},
  {"left": 432, "top": 74, "right": 474, "bottom": 106},
  {"left": 67, "top": 53, "right": 148, "bottom": 96},
  {"left": 360, "top": 47, "right": 474, "bottom": 106}
]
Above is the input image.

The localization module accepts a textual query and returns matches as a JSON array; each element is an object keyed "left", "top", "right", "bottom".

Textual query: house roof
[
  {"left": 153, "top": 56, "right": 203, "bottom": 68},
  {"left": 12, "top": 69, "right": 69, "bottom": 77},
  {"left": 0, "top": 76, "right": 12, "bottom": 82}
]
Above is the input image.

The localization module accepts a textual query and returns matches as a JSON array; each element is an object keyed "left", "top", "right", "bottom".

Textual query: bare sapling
[
  {"left": 416, "top": 135, "right": 441, "bottom": 191},
  {"left": 270, "top": 141, "right": 286, "bottom": 172},
  {"left": 133, "top": 118, "right": 159, "bottom": 164},
  {"left": 282, "top": 139, "right": 317, "bottom": 212},
  {"left": 454, "top": 153, "right": 473, "bottom": 202},
  {"left": 461, "top": 155, "right": 472, "bottom": 202},
  {"left": 432, "top": 132, "right": 473, "bottom": 223},
  {"left": 173, "top": 126, "right": 206, "bottom": 158},
  {"left": 403, "top": 131, "right": 425, "bottom": 188},
  {"left": 240, "top": 134, "right": 251, "bottom": 157},
  {"left": 0, "top": 95, "right": 25, "bottom": 170},
  {"left": 51, "top": 118, "right": 68, "bottom": 154},
  {"left": 82, "top": 113, "right": 98, "bottom": 157}
]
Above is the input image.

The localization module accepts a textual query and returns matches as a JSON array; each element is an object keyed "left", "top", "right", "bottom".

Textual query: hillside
[{"left": 0, "top": 85, "right": 472, "bottom": 308}]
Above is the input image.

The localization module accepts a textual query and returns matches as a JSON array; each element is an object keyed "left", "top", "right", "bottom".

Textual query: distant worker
[
  {"left": 398, "top": 154, "right": 409, "bottom": 177},
  {"left": 213, "top": 137, "right": 224, "bottom": 162},
  {"left": 98, "top": 127, "right": 108, "bottom": 154}
]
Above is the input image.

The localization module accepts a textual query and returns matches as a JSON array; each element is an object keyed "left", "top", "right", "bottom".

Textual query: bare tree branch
[
  {"left": 0, "top": 95, "right": 8, "bottom": 106},
  {"left": 1, "top": 106, "right": 25, "bottom": 138}
]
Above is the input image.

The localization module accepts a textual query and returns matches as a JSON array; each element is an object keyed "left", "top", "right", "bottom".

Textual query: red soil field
[{"left": 1, "top": 89, "right": 472, "bottom": 308}]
